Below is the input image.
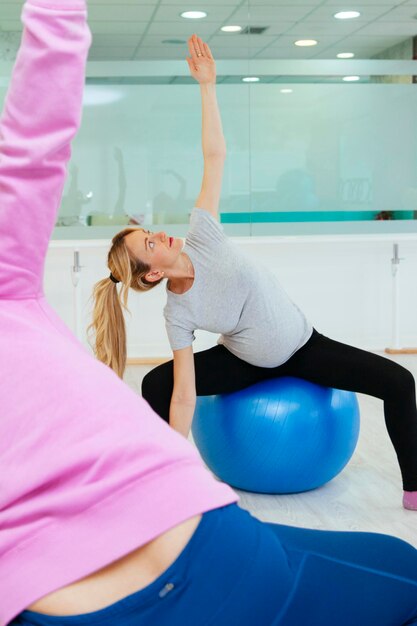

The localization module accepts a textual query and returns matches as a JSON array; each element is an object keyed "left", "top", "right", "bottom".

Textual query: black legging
[{"left": 142, "top": 329, "right": 417, "bottom": 491}]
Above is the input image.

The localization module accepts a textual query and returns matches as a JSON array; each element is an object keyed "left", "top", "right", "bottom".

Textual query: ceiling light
[
  {"left": 242, "top": 76, "right": 260, "bottom": 83},
  {"left": 280, "top": 88, "right": 293, "bottom": 93},
  {"left": 334, "top": 11, "right": 360, "bottom": 19},
  {"left": 337, "top": 52, "right": 355, "bottom": 58},
  {"left": 221, "top": 25, "right": 242, "bottom": 33},
  {"left": 180, "top": 11, "right": 207, "bottom": 19},
  {"left": 343, "top": 75, "right": 360, "bottom": 81},
  {"left": 294, "top": 39, "right": 318, "bottom": 47}
]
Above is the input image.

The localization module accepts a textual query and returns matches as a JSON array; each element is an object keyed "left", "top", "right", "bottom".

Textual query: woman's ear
[{"left": 145, "top": 269, "right": 164, "bottom": 283}]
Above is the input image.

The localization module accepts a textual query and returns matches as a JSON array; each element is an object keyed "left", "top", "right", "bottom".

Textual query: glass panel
[
  {"left": 52, "top": 77, "right": 252, "bottom": 239},
  {"left": 245, "top": 0, "right": 417, "bottom": 236},
  {"left": 51, "top": 60, "right": 417, "bottom": 238},
  {"left": 0, "top": 0, "right": 252, "bottom": 240},
  {"left": 1, "top": 0, "right": 417, "bottom": 238},
  {"left": 246, "top": 82, "right": 417, "bottom": 235}
]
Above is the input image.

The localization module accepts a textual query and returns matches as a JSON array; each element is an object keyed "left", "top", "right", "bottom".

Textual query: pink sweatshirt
[{"left": 0, "top": 2, "right": 237, "bottom": 624}]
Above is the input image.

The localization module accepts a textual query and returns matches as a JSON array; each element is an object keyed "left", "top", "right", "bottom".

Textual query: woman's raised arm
[
  {"left": 187, "top": 35, "right": 226, "bottom": 220},
  {"left": 0, "top": 0, "right": 91, "bottom": 300}
]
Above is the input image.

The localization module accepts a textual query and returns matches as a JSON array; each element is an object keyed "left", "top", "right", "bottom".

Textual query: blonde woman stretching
[{"left": 91, "top": 36, "right": 417, "bottom": 513}]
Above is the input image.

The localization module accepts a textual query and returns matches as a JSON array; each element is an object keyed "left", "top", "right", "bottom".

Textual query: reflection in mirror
[{"left": 0, "top": 0, "right": 416, "bottom": 237}]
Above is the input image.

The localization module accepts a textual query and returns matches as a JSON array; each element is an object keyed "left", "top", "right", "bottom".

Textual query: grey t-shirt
[{"left": 163, "top": 208, "right": 313, "bottom": 368}]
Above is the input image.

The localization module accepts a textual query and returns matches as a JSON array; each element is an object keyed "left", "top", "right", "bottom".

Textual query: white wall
[{"left": 45, "top": 235, "right": 417, "bottom": 358}]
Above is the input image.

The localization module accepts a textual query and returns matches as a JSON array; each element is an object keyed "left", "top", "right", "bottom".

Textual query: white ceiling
[{"left": 1, "top": 1, "right": 417, "bottom": 61}]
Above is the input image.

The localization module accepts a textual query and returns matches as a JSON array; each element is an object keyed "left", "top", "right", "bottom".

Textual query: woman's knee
[
  {"left": 387, "top": 363, "right": 416, "bottom": 399},
  {"left": 141, "top": 369, "right": 158, "bottom": 402}
]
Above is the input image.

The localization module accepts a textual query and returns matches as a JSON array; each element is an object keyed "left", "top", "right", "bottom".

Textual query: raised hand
[{"left": 186, "top": 34, "right": 216, "bottom": 84}]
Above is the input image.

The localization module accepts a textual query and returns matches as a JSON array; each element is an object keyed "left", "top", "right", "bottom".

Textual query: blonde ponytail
[
  {"left": 90, "top": 277, "right": 127, "bottom": 378},
  {"left": 89, "top": 228, "right": 163, "bottom": 378}
]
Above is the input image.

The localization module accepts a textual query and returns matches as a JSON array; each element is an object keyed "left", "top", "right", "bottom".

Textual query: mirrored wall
[{"left": 1, "top": 0, "right": 417, "bottom": 238}]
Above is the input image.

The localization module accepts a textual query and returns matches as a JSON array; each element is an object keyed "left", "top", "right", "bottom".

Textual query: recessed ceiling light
[
  {"left": 343, "top": 75, "right": 360, "bottom": 81},
  {"left": 221, "top": 25, "right": 242, "bottom": 33},
  {"left": 294, "top": 39, "right": 318, "bottom": 47},
  {"left": 180, "top": 11, "right": 207, "bottom": 19},
  {"left": 280, "top": 88, "right": 293, "bottom": 93},
  {"left": 334, "top": 11, "right": 360, "bottom": 19},
  {"left": 242, "top": 76, "right": 260, "bottom": 83},
  {"left": 337, "top": 52, "right": 355, "bottom": 58}
]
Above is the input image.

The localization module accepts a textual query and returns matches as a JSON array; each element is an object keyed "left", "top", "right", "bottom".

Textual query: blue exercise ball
[{"left": 192, "top": 377, "right": 360, "bottom": 494}]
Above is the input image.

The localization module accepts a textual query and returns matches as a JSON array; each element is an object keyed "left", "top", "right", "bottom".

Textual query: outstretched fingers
[
  {"left": 193, "top": 34, "right": 204, "bottom": 57},
  {"left": 188, "top": 35, "right": 197, "bottom": 62},
  {"left": 203, "top": 42, "right": 213, "bottom": 60},
  {"left": 186, "top": 35, "right": 216, "bottom": 79},
  {"left": 188, "top": 34, "right": 208, "bottom": 60},
  {"left": 187, "top": 36, "right": 197, "bottom": 63}
]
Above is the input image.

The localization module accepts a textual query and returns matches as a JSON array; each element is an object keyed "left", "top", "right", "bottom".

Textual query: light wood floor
[{"left": 124, "top": 352, "right": 417, "bottom": 548}]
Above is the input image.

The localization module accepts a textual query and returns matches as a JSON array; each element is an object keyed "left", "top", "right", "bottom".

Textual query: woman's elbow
[
  {"left": 171, "top": 390, "right": 196, "bottom": 408},
  {"left": 204, "top": 149, "right": 226, "bottom": 161}
]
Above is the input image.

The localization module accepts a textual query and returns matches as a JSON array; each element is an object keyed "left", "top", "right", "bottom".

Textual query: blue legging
[{"left": 13, "top": 505, "right": 417, "bottom": 626}]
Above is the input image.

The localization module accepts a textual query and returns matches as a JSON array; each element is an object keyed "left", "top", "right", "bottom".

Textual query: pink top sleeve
[
  {"left": 0, "top": 0, "right": 91, "bottom": 300},
  {"left": 0, "top": 8, "right": 238, "bottom": 622}
]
